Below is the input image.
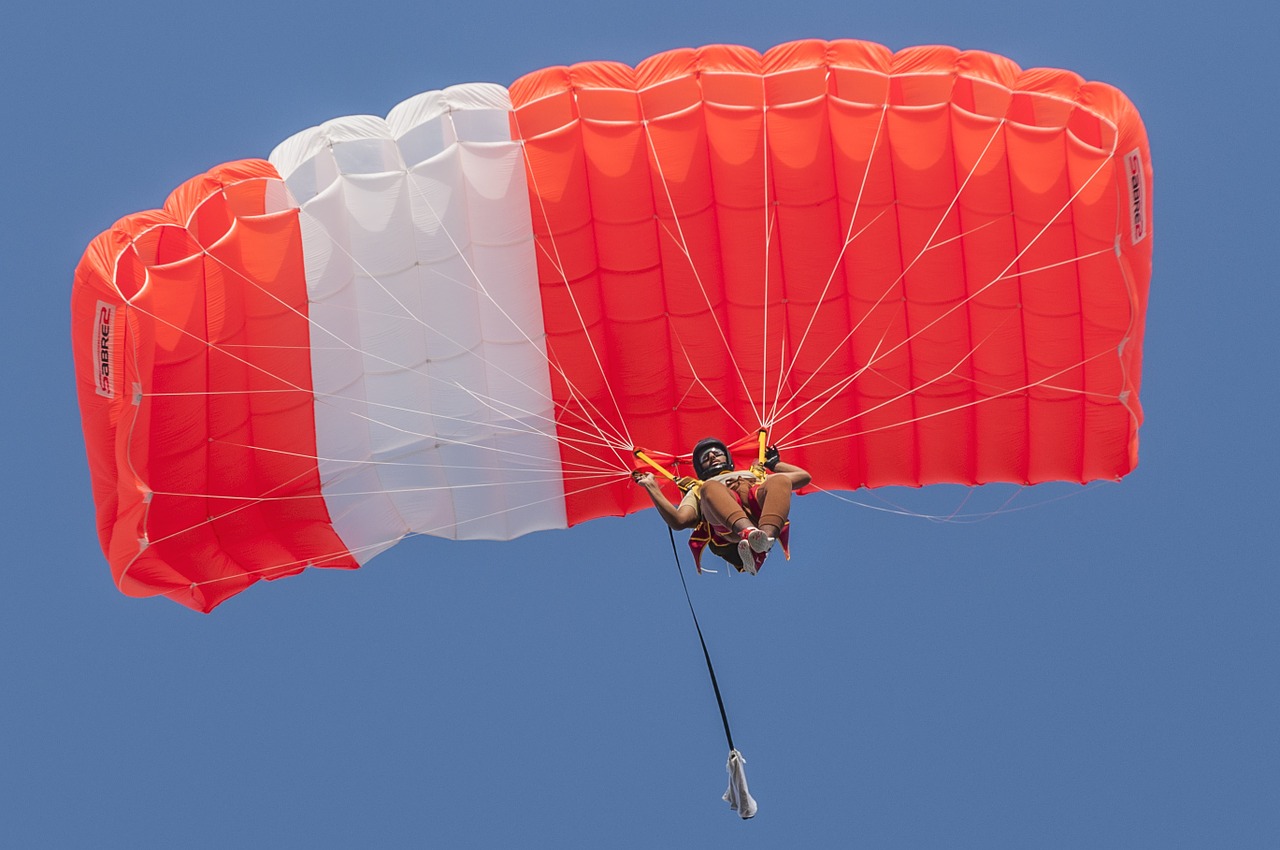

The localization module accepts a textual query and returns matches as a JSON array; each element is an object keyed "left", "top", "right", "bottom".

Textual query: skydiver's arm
[
  {"left": 770, "top": 461, "right": 811, "bottom": 490},
  {"left": 633, "top": 473, "right": 700, "bottom": 530}
]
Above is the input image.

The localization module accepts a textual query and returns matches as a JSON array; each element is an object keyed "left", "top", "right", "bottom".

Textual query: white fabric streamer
[{"left": 723, "top": 748, "right": 757, "bottom": 819}]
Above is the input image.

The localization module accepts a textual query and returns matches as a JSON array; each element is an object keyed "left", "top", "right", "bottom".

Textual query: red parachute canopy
[{"left": 72, "top": 40, "right": 1152, "bottom": 610}]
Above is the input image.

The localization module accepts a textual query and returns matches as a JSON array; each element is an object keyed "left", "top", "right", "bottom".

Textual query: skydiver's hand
[
  {"left": 763, "top": 445, "right": 781, "bottom": 471},
  {"left": 632, "top": 470, "right": 657, "bottom": 488}
]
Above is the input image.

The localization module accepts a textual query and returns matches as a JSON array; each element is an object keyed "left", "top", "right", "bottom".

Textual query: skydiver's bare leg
[
  {"left": 699, "top": 480, "right": 751, "bottom": 532},
  {"left": 755, "top": 475, "right": 793, "bottom": 539}
]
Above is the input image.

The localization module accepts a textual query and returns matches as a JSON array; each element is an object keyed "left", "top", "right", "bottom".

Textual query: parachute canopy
[{"left": 72, "top": 40, "right": 1152, "bottom": 611}]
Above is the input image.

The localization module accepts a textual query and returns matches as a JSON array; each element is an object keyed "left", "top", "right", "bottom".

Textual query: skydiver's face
[{"left": 699, "top": 447, "right": 726, "bottom": 468}]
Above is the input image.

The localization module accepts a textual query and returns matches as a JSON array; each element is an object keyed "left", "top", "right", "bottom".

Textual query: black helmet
[{"left": 691, "top": 437, "right": 734, "bottom": 480}]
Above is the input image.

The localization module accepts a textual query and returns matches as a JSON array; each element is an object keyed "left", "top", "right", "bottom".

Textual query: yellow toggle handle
[{"left": 633, "top": 448, "right": 676, "bottom": 482}]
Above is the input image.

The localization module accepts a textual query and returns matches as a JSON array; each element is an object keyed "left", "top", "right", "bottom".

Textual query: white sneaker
[
  {"left": 746, "top": 527, "right": 774, "bottom": 553},
  {"left": 737, "top": 535, "right": 758, "bottom": 575}
]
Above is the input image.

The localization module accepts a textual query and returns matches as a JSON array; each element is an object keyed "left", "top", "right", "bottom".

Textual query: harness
[{"left": 684, "top": 468, "right": 791, "bottom": 572}]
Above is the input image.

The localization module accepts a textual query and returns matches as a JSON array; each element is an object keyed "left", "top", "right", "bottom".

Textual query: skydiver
[{"left": 633, "top": 437, "right": 811, "bottom": 575}]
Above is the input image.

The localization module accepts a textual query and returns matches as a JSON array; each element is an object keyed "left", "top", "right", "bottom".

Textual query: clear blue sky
[{"left": 4, "top": 1, "right": 1277, "bottom": 847}]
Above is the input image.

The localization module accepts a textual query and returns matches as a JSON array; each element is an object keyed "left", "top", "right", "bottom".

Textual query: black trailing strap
[{"left": 667, "top": 526, "right": 735, "bottom": 752}]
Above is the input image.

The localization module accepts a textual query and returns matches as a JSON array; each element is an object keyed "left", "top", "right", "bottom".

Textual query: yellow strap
[
  {"left": 633, "top": 448, "right": 675, "bottom": 481},
  {"left": 747, "top": 428, "right": 773, "bottom": 476},
  {"left": 634, "top": 448, "right": 700, "bottom": 494}
]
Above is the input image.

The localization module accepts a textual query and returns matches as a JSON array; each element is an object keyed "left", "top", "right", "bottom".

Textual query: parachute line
[
  {"left": 643, "top": 124, "right": 765, "bottom": 427},
  {"left": 768, "top": 127, "right": 1120, "bottom": 456},
  {"left": 507, "top": 122, "right": 638, "bottom": 456},
  {"left": 766, "top": 103, "right": 890, "bottom": 426},
  {"left": 147, "top": 468, "right": 631, "bottom": 602},
  {"left": 811, "top": 480, "right": 1106, "bottom": 523}
]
